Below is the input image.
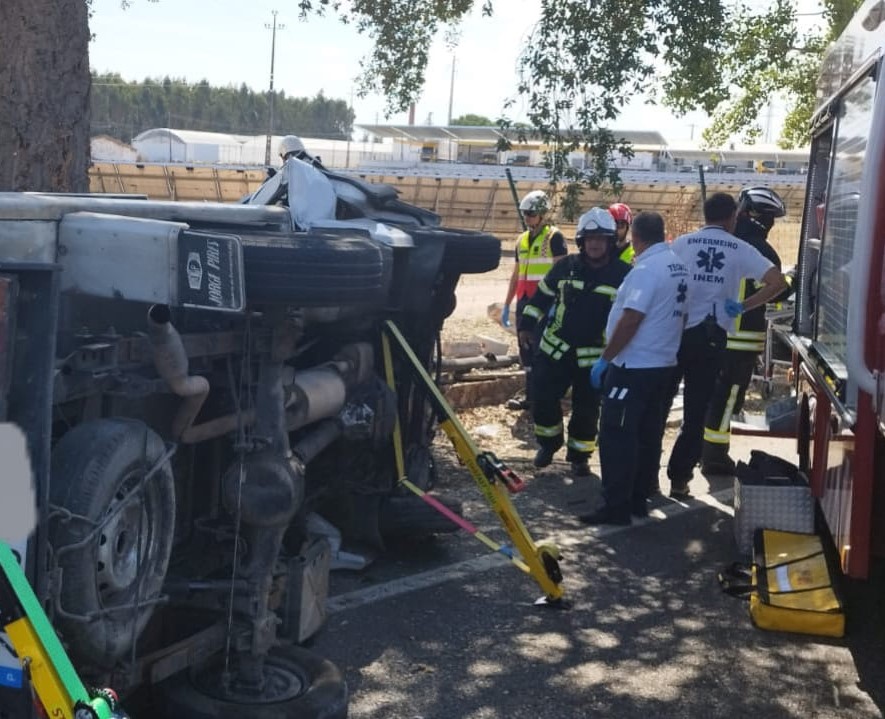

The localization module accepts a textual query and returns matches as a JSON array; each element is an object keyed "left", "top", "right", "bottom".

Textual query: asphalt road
[{"left": 313, "top": 427, "right": 885, "bottom": 719}]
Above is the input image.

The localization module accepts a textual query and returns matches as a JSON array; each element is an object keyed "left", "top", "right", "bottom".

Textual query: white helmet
[
  {"left": 519, "top": 190, "right": 550, "bottom": 215},
  {"left": 278, "top": 135, "right": 306, "bottom": 160}
]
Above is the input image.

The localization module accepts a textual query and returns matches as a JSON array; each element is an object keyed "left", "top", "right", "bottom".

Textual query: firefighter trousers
[
  {"left": 703, "top": 349, "right": 758, "bottom": 449},
  {"left": 531, "top": 351, "right": 600, "bottom": 460},
  {"left": 665, "top": 322, "right": 727, "bottom": 482}
]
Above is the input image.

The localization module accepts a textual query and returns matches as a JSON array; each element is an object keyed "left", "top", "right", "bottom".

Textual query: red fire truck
[{"left": 790, "top": 0, "right": 885, "bottom": 578}]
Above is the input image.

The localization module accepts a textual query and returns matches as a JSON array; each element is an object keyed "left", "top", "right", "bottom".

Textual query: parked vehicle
[
  {"left": 786, "top": 0, "right": 885, "bottom": 579},
  {"left": 0, "top": 159, "right": 500, "bottom": 717}
]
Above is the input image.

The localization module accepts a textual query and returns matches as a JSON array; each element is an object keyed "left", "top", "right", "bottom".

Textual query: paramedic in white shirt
[
  {"left": 663, "top": 192, "right": 788, "bottom": 500},
  {"left": 580, "top": 212, "right": 689, "bottom": 525}
]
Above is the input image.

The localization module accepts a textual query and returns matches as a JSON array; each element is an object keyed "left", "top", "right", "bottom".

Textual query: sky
[{"left": 87, "top": 0, "right": 823, "bottom": 144}]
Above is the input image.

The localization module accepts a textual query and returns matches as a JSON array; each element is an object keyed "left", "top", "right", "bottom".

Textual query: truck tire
[
  {"left": 49, "top": 418, "right": 175, "bottom": 668},
  {"left": 405, "top": 228, "right": 501, "bottom": 275},
  {"left": 378, "top": 493, "right": 463, "bottom": 538},
  {"left": 155, "top": 644, "right": 348, "bottom": 719},
  {"left": 241, "top": 233, "right": 392, "bottom": 306}
]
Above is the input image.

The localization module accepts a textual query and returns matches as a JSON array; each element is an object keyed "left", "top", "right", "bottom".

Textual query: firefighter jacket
[
  {"left": 728, "top": 218, "right": 792, "bottom": 352},
  {"left": 514, "top": 224, "right": 567, "bottom": 299},
  {"left": 522, "top": 254, "right": 631, "bottom": 367}
]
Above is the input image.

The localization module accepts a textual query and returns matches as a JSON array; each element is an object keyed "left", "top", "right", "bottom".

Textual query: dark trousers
[
  {"left": 531, "top": 352, "right": 601, "bottom": 460},
  {"left": 516, "top": 295, "right": 545, "bottom": 403},
  {"left": 516, "top": 296, "right": 533, "bottom": 401},
  {"left": 598, "top": 365, "right": 672, "bottom": 508},
  {"left": 703, "top": 349, "right": 758, "bottom": 447},
  {"left": 665, "top": 322, "right": 727, "bottom": 482}
]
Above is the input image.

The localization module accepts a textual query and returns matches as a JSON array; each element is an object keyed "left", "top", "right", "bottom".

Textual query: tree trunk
[{"left": 0, "top": 0, "right": 91, "bottom": 192}]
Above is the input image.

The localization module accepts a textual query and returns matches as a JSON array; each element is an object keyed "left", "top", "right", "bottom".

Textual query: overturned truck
[{"left": 0, "top": 164, "right": 500, "bottom": 718}]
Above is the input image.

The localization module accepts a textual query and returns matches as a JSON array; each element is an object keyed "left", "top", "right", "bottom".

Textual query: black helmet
[{"left": 738, "top": 186, "right": 786, "bottom": 218}]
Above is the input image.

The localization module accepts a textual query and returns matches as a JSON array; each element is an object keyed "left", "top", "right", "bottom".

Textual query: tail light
[{"left": 0, "top": 275, "right": 19, "bottom": 418}]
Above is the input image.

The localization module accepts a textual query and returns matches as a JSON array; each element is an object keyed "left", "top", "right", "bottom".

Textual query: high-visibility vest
[
  {"left": 618, "top": 244, "right": 635, "bottom": 265},
  {"left": 515, "top": 225, "right": 560, "bottom": 299}
]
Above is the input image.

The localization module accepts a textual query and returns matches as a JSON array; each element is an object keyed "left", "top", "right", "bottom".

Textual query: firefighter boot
[
  {"left": 700, "top": 442, "right": 736, "bottom": 476},
  {"left": 533, "top": 440, "right": 562, "bottom": 468},
  {"left": 565, "top": 449, "right": 592, "bottom": 477}
]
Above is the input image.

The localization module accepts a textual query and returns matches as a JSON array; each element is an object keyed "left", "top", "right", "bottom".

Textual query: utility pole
[
  {"left": 264, "top": 10, "right": 285, "bottom": 166},
  {"left": 447, "top": 55, "right": 456, "bottom": 125}
]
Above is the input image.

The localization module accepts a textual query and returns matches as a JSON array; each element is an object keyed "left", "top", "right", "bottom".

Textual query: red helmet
[{"left": 608, "top": 202, "right": 633, "bottom": 225}]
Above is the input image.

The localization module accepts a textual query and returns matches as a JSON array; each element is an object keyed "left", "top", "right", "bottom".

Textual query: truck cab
[{"left": 788, "top": 0, "right": 885, "bottom": 578}]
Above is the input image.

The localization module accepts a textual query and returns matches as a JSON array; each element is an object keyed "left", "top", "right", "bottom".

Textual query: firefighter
[
  {"left": 519, "top": 207, "right": 630, "bottom": 475},
  {"left": 664, "top": 193, "right": 788, "bottom": 500},
  {"left": 609, "top": 202, "right": 636, "bottom": 264},
  {"left": 502, "top": 190, "right": 568, "bottom": 410},
  {"left": 701, "top": 186, "right": 793, "bottom": 474}
]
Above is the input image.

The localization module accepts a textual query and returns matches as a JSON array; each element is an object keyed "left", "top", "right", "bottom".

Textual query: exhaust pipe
[{"left": 148, "top": 304, "right": 211, "bottom": 442}]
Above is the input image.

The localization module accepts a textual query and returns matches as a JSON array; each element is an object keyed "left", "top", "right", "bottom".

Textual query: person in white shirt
[
  {"left": 580, "top": 212, "right": 689, "bottom": 525},
  {"left": 663, "top": 193, "right": 788, "bottom": 500}
]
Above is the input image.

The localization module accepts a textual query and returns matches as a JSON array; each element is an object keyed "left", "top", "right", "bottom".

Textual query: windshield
[{"left": 815, "top": 74, "right": 875, "bottom": 397}]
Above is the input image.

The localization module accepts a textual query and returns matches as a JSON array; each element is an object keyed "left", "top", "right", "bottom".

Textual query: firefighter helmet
[
  {"left": 608, "top": 202, "right": 633, "bottom": 226},
  {"left": 737, "top": 186, "right": 786, "bottom": 218},
  {"left": 575, "top": 207, "right": 617, "bottom": 249},
  {"left": 519, "top": 190, "right": 550, "bottom": 215}
]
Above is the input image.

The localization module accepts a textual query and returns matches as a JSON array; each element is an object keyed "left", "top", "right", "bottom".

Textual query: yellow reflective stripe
[
  {"left": 729, "top": 330, "right": 766, "bottom": 340},
  {"left": 523, "top": 304, "right": 543, "bottom": 320},
  {"left": 719, "top": 384, "right": 740, "bottom": 433},
  {"left": 535, "top": 423, "right": 564, "bottom": 438},
  {"left": 704, "top": 427, "right": 731, "bottom": 444},
  {"left": 570, "top": 279, "right": 585, "bottom": 290},
  {"left": 537, "top": 279, "right": 555, "bottom": 296},
  {"left": 524, "top": 257, "right": 556, "bottom": 266},
  {"left": 577, "top": 357, "right": 594, "bottom": 367},
  {"left": 576, "top": 347, "right": 603, "bottom": 356},
  {"left": 726, "top": 339, "right": 764, "bottom": 352},
  {"left": 593, "top": 285, "right": 618, "bottom": 298},
  {"left": 567, "top": 437, "right": 597, "bottom": 452},
  {"left": 539, "top": 339, "right": 556, "bottom": 355}
]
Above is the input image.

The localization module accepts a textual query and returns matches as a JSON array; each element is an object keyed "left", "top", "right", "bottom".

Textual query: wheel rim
[
  {"left": 192, "top": 655, "right": 307, "bottom": 704},
  {"left": 95, "top": 469, "right": 164, "bottom": 606}
]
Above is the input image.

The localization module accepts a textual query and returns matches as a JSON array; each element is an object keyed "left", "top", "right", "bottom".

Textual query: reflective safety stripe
[
  {"left": 576, "top": 346, "right": 603, "bottom": 368},
  {"left": 719, "top": 384, "right": 740, "bottom": 432},
  {"left": 592, "top": 284, "right": 618, "bottom": 298},
  {"left": 537, "top": 279, "right": 556, "bottom": 296},
  {"left": 567, "top": 437, "right": 597, "bottom": 452},
  {"left": 535, "top": 422, "right": 564, "bottom": 438},
  {"left": 729, "top": 329, "right": 766, "bottom": 340},
  {"left": 539, "top": 331, "right": 571, "bottom": 361},
  {"left": 726, "top": 339, "right": 764, "bottom": 352},
  {"left": 704, "top": 427, "right": 731, "bottom": 444},
  {"left": 523, "top": 304, "right": 544, "bottom": 320}
]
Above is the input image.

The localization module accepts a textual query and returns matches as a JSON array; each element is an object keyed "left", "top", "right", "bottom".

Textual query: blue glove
[
  {"left": 501, "top": 304, "right": 511, "bottom": 328},
  {"left": 590, "top": 358, "right": 610, "bottom": 389},
  {"left": 724, "top": 299, "right": 745, "bottom": 318}
]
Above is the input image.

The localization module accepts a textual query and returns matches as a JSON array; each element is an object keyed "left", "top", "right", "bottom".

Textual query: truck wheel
[
  {"left": 405, "top": 228, "right": 501, "bottom": 275},
  {"left": 49, "top": 418, "right": 175, "bottom": 668},
  {"left": 241, "top": 233, "right": 391, "bottom": 306},
  {"left": 155, "top": 644, "right": 348, "bottom": 719}
]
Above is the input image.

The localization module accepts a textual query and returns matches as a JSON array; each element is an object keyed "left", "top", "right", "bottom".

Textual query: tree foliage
[
  {"left": 295, "top": 0, "right": 859, "bottom": 217},
  {"left": 450, "top": 113, "right": 495, "bottom": 126},
  {"left": 91, "top": 73, "right": 355, "bottom": 142},
  {"left": 2, "top": 0, "right": 864, "bottom": 194}
]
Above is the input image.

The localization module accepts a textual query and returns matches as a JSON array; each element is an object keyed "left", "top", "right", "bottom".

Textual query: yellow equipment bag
[{"left": 719, "top": 529, "right": 845, "bottom": 638}]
